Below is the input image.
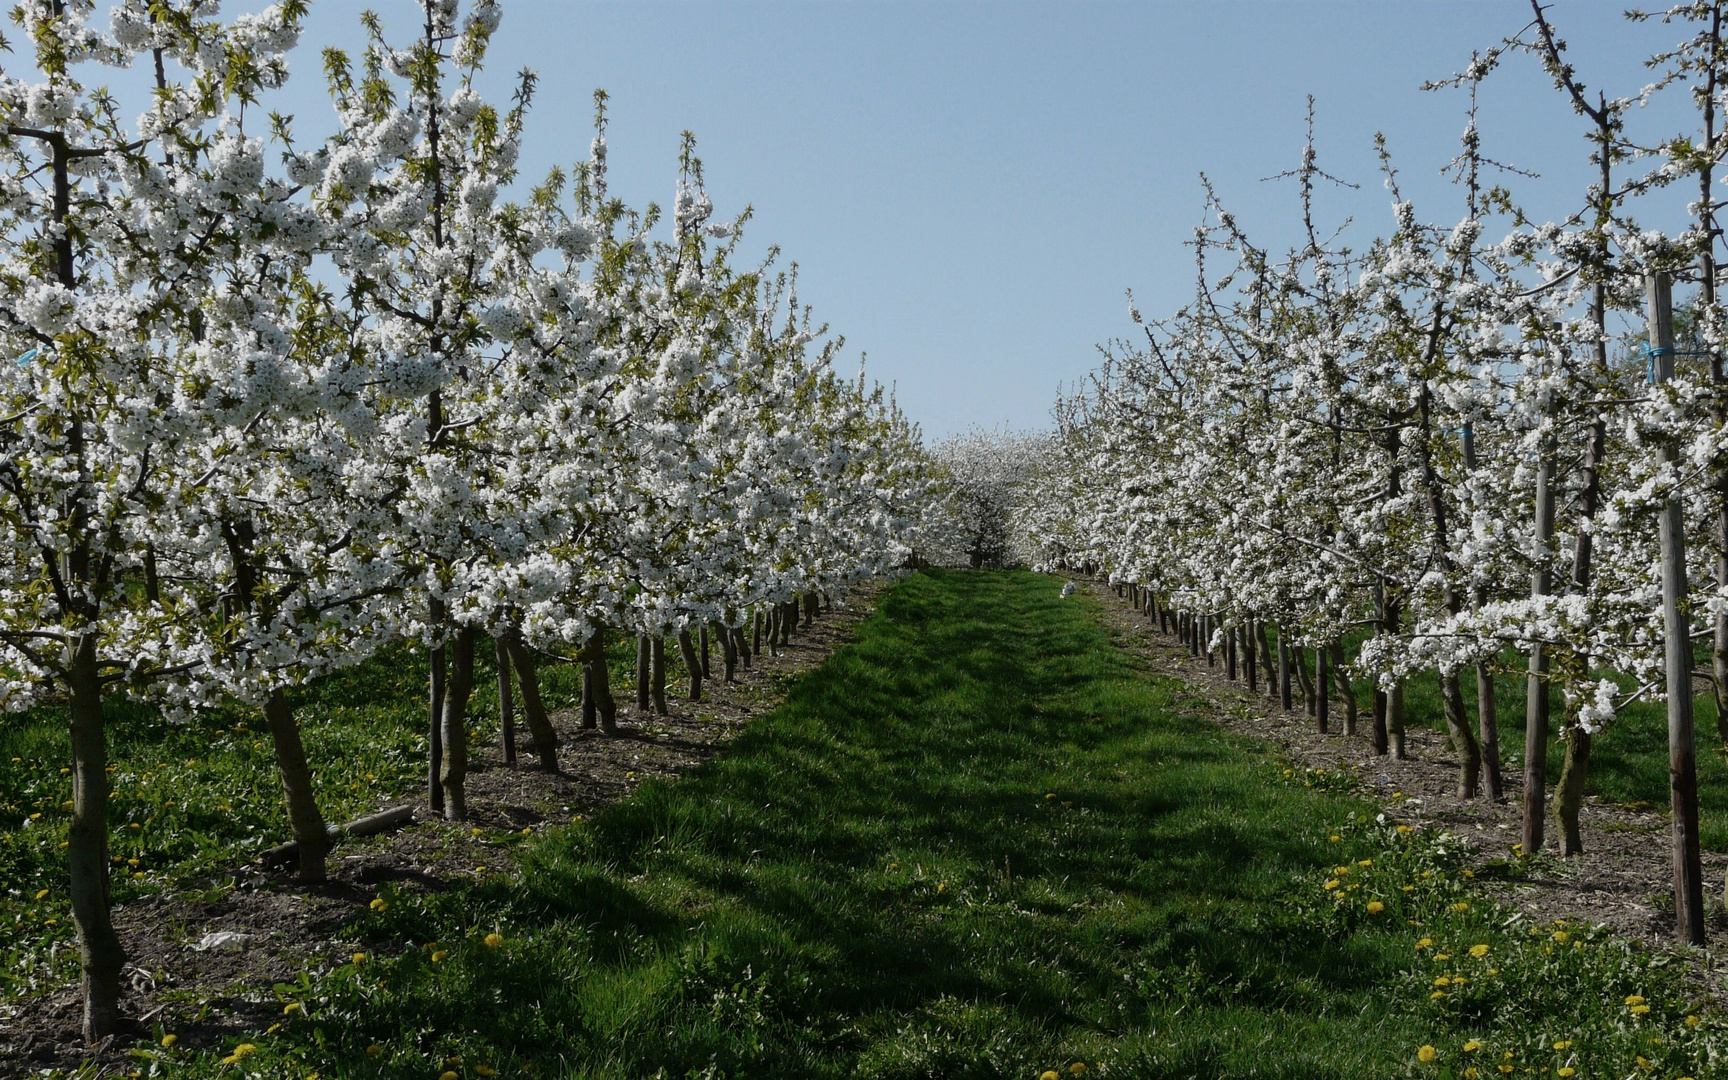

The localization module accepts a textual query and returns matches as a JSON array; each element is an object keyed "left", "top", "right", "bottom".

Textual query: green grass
[
  {"left": 13, "top": 571, "right": 1728, "bottom": 1078},
  {"left": 159, "top": 570, "right": 1445, "bottom": 1078}
]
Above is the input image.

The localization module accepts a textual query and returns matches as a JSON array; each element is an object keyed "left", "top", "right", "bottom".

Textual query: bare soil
[
  {"left": 1083, "top": 579, "right": 1728, "bottom": 962},
  {"left": 1, "top": 595, "right": 873, "bottom": 1074}
]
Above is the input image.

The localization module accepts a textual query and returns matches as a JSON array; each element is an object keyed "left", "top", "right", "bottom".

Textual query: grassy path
[{"left": 256, "top": 569, "right": 1429, "bottom": 1079}]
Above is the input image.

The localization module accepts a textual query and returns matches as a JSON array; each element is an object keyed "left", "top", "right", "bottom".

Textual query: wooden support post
[{"left": 1650, "top": 271, "right": 1707, "bottom": 944}]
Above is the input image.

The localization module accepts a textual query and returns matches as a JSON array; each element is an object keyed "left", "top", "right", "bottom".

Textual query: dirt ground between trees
[
  {"left": 2, "top": 593, "right": 874, "bottom": 1075},
  {"left": 1084, "top": 579, "right": 1728, "bottom": 980}
]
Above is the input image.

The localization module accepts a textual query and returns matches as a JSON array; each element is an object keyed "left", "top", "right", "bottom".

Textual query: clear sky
[{"left": 250, "top": 2, "right": 1702, "bottom": 439}]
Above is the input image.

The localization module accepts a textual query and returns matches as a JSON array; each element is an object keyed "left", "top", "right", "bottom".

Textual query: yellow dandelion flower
[
  {"left": 1631, "top": 1004, "right": 1652, "bottom": 1016},
  {"left": 1625, "top": 994, "right": 1646, "bottom": 1006},
  {"left": 1552, "top": 1040, "right": 1570, "bottom": 1051},
  {"left": 1434, "top": 953, "right": 1451, "bottom": 962},
  {"left": 33, "top": 889, "right": 47, "bottom": 900},
  {"left": 1069, "top": 1065, "right": 1087, "bottom": 1078},
  {"left": 1553, "top": 931, "right": 1570, "bottom": 943},
  {"left": 1557, "top": 1069, "right": 1575, "bottom": 1078},
  {"left": 233, "top": 1044, "right": 257, "bottom": 1059},
  {"left": 352, "top": 952, "right": 367, "bottom": 965},
  {"left": 1433, "top": 976, "right": 1451, "bottom": 987},
  {"left": 161, "top": 1035, "right": 178, "bottom": 1048},
  {"left": 1430, "top": 990, "right": 1446, "bottom": 1000},
  {"left": 431, "top": 950, "right": 448, "bottom": 962},
  {"left": 1328, "top": 834, "right": 1341, "bottom": 842},
  {"left": 1463, "top": 1040, "right": 1481, "bottom": 1053},
  {"left": 1469, "top": 944, "right": 1490, "bottom": 959},
  {"left": 1418, "top": 1045, "right": 1438, "bottom": 1063},
  {"left": 1402, "top": 885, "right": 1415, "bottom": 892},
  {"left": 1358, "top": 859, "right": 1373, "bottom": 867},
  {"left": 284, "top": 1002, "right": 303, "bottom": 1014},
  {"left": 1686, "top": 1014, "right": 1701, "bottom": 1026},
  {"left": 1452, "top": 902, "right": 1470, "bottom": 913},
  {"left": 1464, "top": 1069, "right": 1478, "bottom": 1080},
  {"left": 1636, "top": 1056, "right": 1651, "bottom": 1069},
  {"left": 484, "top": 932, "right": 504, "bottom": 948},
  {"left": 439, "top": 1072, "right": 458, "bottom": 1080},
  {"left": 370, "top": 898, "right": 388, "bottom": 912},
  {"left": 1324, "top": 879, "right": 1340, "bottom": 890},
  {"left": 1496, "top": 1065, "right": 1513, "bottom": 1075},
  {"left": 1367, "top": 900, "right": 1385, "bottom": 914},
  {"left": 1398, "top": 824, "right": 1414, "bottom": 835},
  {"left": 1417, "top": 938, "right": 1433, "bottom": 949},
  {"left": 365, "top": 1045, "right": 383, "bottom": 1057},
  {"left": 1040, "top": 1072, "right": 1060, "bottom": 1080}
]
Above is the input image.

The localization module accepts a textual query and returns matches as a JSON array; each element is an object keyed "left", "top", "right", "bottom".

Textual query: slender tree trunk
[
  {"left": 429, "top": 608, "right": 447, "bottom": 814},
  {"left": 1372, "top": 687, "right": 1389, "bottom": 756},
  {"left": 581, "top": 666, "right": 596, "bottom": 729},
  {"left": 67, "top": 642, "right": 123, "bottom": 1042},
  {"left": 679, "top": 629, "right": 703, "bottom": 700},
  {"left": 734, "top": 624, "right": 751, "bottom": 669},
  {"left": 1477, "top": 662, "right": 1502, "bottom": 800},
  {"left": 636, "top": 635, "right": 652, "bottom": 712},
  {"left": 1278, "top": 635, "right": 1293, "bottom": 711},
  {"left": 1523, "top": 433, "right": 1556, "bottom": 855},
  {"left": 263, "top": 689, "right": 330, "bottom": 881},
  {"left": 699, "top": 625, "right": 711, "bottom": 679},
  {"left": 1226, "top": 624, "right": 1237, "bottom": 680},
  {"left": 650, "top": 637, "right": 669, "bottom": 715},
  {"left": 1245, "top": 622, "right": 1259, "bottom": 692},
  {"left": 496, "top": 636, "right": 517, "bottom": 767},
  {"left": 1259, "top": 622, "right": 1277, "bottom": 700},
  {"left": 1316, "top": 643, "right": 1329, "bottom": 734},
  {"left": 1441, "top": 672, "right": 1481, "bottom": 800},
  {"left": 719, "top": 620, "right": 738, "bottom": 682},
  {"left": 1556, "top": 728, "right": 1591, "bottom": 856},
  {"left": 753, "top": 609, "right": 762, "bottom": 654},
  {"left": 1332, "top": 642, "right": 1357, "bottom": 736},
  {"left": 1650, "top": 272, "right": 1706, "bottom": 942},
  {"left": 1389, "top": 681, "right": 1406, "bottom": 760},
  {"left": 1295, "top": 646, "right": 1317, "bottom": 717},
  {"left": 501, "top": 632, "right": 557, "bottom": 771},
  {"left": 439, "top": 627, "right": 476, "bottom": 821},
  {"left": 584, "top": 629, "right": 617, "bottom": 734}
]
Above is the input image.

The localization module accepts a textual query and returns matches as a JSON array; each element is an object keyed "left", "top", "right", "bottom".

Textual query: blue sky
[{"left": 246, "top": 3, "right": 1703, "bottom": 437}]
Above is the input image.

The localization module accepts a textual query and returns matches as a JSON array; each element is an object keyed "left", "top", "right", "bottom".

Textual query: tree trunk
[
  {"left": 1555, "top": 727, "right": 1591, "bottom": 856},
  {"left": 1523, "top": 426, "right": 1557, "bottom": 855},
  {"left": 439, "top": 626, "right": 476, "bottom": 821},
  {"left": 1259, "top": 623, "right": 1277, "bottom": 700},
  {"left": 718, "top": 620, "right": 738, "bottom": 682},
  {"left": 1389, "top": 681, "right": 1406, "bottom": 760},
  {"left": 753, "top": 609, "right": 763, "bottom": 654},
  {"left": 429, "top": 629, "right": 446, "bottom": 815},
  {"left": 67, "top": 642, "right": 124, "bottom": 1043},
  {"left": 263, "top": 689, "right": 330, "bottom": 881},
  {"left": 1245, "top": 622, "right": 1258, "bottom": 692},
  {"left": 733, "top": 623, "right": 751, "bottom": 669},
  {"left": 651, "top": 636, "right": 669, "bottom": 714},
  {"left": 636, "top": 634, "right": 652, "bottom": 712},
  {"left": 1332, "top": 642, "right": 1357, "bottom": 736},
  {"left": 1226, "top": 626, "right": 1237, "bottom": 680},
  {"left": 699, "top": 625, "right": 712, "bottom": 678},
  {"left": 1278, "top": 636, "right": 1293, "bottom": 711},
  {"left": 1294, "top": 646, "right": 1317, "bottom": 717},
  {"left": 679, "top": 629, "right": 703, "bottom": 700},
  {"left": 1476, "top": 662, "right": 1502, "bottom": 801},
  {"left": 584, "top": 629, "right": 618, "bottom": 733},
  {"left": 581, "top": 665, "right": 596, "bottom": 729},
  {"left": 1316, "top": 643, "right": 1329, "bottom": 734},
  {"left": 1372, "top": 687, "right": 1389, "bottom": 756},
  {"left": 496, "top": 636, "right": 516, "bottom": 767},
  {"left": 1440, "top": 672, "right": 1481, "bottom": 799},
  {"left": 501, "top": 632, "right": 558, "bottom": 770}
]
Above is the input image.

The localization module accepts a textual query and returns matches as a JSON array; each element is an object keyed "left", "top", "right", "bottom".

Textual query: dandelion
[
  {"left": 1434, "top": 976, "right": 1451, "bottom": 987},
  {"left": 470, "top": 827, "right": 484, "bottom": 836},
  {"left": 1463, "top": 1041, "right": 1481, "bottom": 1052},
  {"left": 1469, "top": 944, "right": 1490, "bottom": 959},
  {"left": 520, "top": 827, "right": 531, "bottom": 836},
  {"left": 1430, "top": 990, "right": 1446, "bottom": 1000},
  {"left": 1417, "top": 938, "right": 1433, "bottom": 950},
  {"left": 1328, "top": 834, "right": 1341, "bottom": 842},
  {"left": 1625, "top": 994, "right": 1646, "bottom": 1006},
  {"left": 1068, "top": 1065, "right": 1087, "bottom": 1078},
  {"left": 33, "top": 889, "right": 47, "bottom": 900},
  {"left": 1398, "top": 824, "right": 1414, "bottom": 835},
  {"left": 161, "top": 1035, "right": 178, "bottom": 1048},
  {"left": 1636, "top": 1056, "right": 1651, "bottom": 1070},
  {"left": 1324, "top": 879, "right": 1340, "bottom": 890},
  {"left": 440, "top": 1072, "right": 458, "bottom": 1080},
  {"left": 1631, "top": 1004, "right": 1651, "bottom": 1016},
  {"left": 1552, "top": 1040, "right": 1570, "bottom": 1051},
  {"left": 1452, "top": 902, "right": 1470, "bottom": 913},
  {"left": 370, "top": 898, "right": 388, "bottom": 911},
  {"left": 1358, "top": 859, "right": 1373, "bottom": 867},
  {"left": 432, "top": 950, "right": 448, "bottom": 962},
  {"left": 352, "top": 952, "right": 367, "bottom": 965},
  {"left": 284, "top": 1002, "right": 302, "bottom": 1014},
  {"left": 1367, "top": 901, "right": 1385, "bottom": 914},
  {"left": 1434, "top": 953, "right": 1451, "bottom": 962},
  {"left": 1418, "top": 1045, "right": 1438, "bottom": 1063},
  {"left": 1041, "top": 1072, "right": 1060, "bottom": 1080},
  {"left": 365, "top": 1045, "right": 383, "bottom": 1057},
  {"left": 1686, "top": 1014, "right": 1701, "bottom": 1026},
  {"left": 1557, "top": 1070, "right": 1575, "bottom": 1078},
  {"left": 484, "top": 932, "right": 504, "bottom": 948},
  {"left": 1553, "top": 930, "right": 1570, "bottom": 943}
]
